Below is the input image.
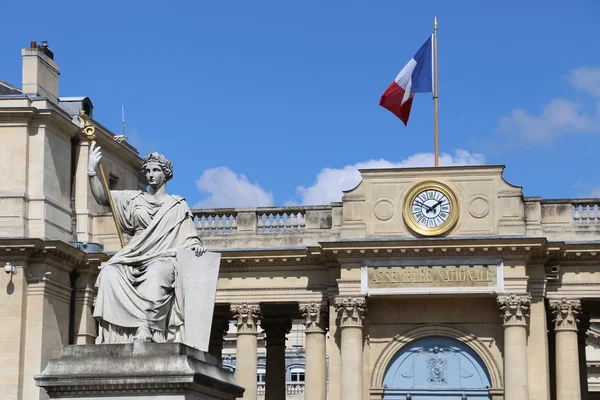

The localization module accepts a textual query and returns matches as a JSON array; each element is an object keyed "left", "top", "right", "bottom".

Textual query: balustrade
[
  {"left": 194, "top": 211, "right": 238, "bottom": 235},
  {"left": 192, "top": 205, "right": 337, "bottom": 238},
  {"left": 572, "top": 201, "right": 600, "bottom": 225},
  {"left": 286, "top": 382, "right": 305, "bottom": 394},
  {"left": 257, "top": 209, "right": 306, "bottom": 233}
]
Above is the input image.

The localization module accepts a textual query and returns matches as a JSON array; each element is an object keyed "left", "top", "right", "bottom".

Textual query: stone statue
[{"left": 88, "top": 142, "right": 205, "bottom": 343}]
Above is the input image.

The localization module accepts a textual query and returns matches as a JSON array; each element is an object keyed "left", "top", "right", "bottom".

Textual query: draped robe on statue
[{"left": 93, "top": 190, "right": 201, "bottom": 343}]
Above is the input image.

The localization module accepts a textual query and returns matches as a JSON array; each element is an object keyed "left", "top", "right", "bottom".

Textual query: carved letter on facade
[
  {"left": 550, "top": 298, "right": 581, "bottom": 332},
  {"left": 299, "top": 301, "right": 327, "bottom": 333},
  {"left": 334, "top": 296, "right": 367, "bottom": 328},
  {"left": 497, "top": 294, "right": 532, "bottom": 326},
  {"left": 231, "top": 303, "right": 261, "bottom": 334}
]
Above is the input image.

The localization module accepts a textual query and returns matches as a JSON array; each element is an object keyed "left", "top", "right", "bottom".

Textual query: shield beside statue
[{"left": 178, "top": 249, "right": 221, "bottom": 351}]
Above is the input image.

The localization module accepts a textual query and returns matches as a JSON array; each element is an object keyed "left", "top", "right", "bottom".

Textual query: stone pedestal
[{"left": 34, "top": 342, "right": 244, "bottom": 400}]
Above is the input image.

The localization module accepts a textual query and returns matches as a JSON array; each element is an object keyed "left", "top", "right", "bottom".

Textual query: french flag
[{"left": 379, "top": 36, "right": 433, "bottom": 125}]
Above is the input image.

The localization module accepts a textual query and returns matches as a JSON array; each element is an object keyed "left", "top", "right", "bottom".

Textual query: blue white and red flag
[{"left": 379, "top": 36, "right": 433, "bottom": 125}]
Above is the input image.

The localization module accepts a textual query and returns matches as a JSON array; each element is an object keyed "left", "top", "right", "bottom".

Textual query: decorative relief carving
[
  {"left": 550, "top": 298, "right": 581, "bottom": 332},
  {"left": 468, "top": 195, "right": 490, "bottom": 219},
  {"left": 230, "top": 303, "right": 261, "bottom": 334},
  {"left": 373, "top": 198, "right": 395, "bottom": 221},
  {"left": 334, "top": 296, "right": 367, "bottom": 328},
  {"left": 426, "top": 346, "right": 447, "bottom": 385},
  {"left": 497, "top": 294, "right": 531, "bottom": 326},
  {"left": 299, "top": 301, "right": 327, "bottom": 333}
]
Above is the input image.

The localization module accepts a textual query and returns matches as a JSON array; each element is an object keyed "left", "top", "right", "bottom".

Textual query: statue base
[{"left": 35, "top": 342, "right": 244, "bottom": 400}]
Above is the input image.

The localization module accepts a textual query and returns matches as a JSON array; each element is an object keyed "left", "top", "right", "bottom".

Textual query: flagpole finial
[{"left": 434, "top": 16, "right": 438, "bottom": 31}]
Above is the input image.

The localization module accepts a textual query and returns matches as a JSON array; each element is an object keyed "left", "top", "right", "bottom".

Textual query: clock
[{"left": 403, "top": 181, "right": 459, "bottom": 236}]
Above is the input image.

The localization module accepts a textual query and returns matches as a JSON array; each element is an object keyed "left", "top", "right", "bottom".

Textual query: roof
[{"left": 0, "top": 80, "right": 23, "bottom": 96}]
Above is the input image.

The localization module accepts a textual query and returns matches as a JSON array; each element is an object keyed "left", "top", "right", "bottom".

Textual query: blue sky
[{"left": 2, "top": 0, "right": 600, "bottom": 207}]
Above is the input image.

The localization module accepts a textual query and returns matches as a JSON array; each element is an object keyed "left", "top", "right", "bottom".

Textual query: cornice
[
  {"left": 0, "top": 239, "right": 106, "bottom": 272},
  {"left": 319, "top": 237, "right": 547, "bottom": 260},
  {"left": 357, "top": 165, "right": 506, "bottom": 177}
]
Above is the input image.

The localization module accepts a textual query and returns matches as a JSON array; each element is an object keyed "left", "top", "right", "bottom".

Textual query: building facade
[{"left": 1, "top": 43, "right": 599, "bottom": 400}]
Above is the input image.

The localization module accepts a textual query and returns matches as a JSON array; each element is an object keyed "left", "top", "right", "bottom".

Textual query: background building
[{"left": 1, "top": 42, "right": 599, "bottom": 400}]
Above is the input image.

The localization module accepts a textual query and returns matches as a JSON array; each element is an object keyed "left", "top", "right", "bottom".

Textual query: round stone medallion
[
  {"left": 374, "top": 198, "right": 395, "bottom": 221},
  {"left": 468, "top": 195, "right": 490, "bottom": 218}
]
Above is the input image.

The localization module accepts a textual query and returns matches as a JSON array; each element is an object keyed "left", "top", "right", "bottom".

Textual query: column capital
[
  {"left": 299, "top": 301, "right": 327, "bottom": 333},
  {"left": 497, "top": 293, "right": 532, "bottom": 326},
  {"left": 230, "top": 303, "right": 261, "bottom": 334},
  {"left": 334, "top": 296, "right": 367, "bottom": 328},
  {"left": 550, "top": 298, "right": 581, "bottom": 332}
]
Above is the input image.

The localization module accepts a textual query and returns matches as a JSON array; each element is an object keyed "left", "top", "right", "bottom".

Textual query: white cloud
[
  {"left": 497, "top": 99, "right": 596, "bottom": 144},
  {"left": 194, "top": 167, "right": 273, "bottom": 208},
  {"left": 497, "top": 66, "right": 600, "bottom": 145},
  {"left": 294, "top": 150, "right": 486, "bottom": 205},
  {"left": 568, "top": 66, "right": 600, "bottom": 97}
]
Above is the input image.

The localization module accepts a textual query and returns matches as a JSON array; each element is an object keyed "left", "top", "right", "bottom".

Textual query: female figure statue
[{"left": 88, "top": 142, "right": 204, "bottom": 343}]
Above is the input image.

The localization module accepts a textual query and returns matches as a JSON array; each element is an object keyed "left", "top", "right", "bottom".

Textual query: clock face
[
  {"left": 411, "top": 189, "right": 451, "bottom": 229},
  {"left": 403, "top": 181, "right": 459, "bottom": 236}
]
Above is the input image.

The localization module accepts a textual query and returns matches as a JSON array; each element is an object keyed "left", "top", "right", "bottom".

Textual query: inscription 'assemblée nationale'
[{"left": 367, "top": 265, "right": 498, "bottom": 289}]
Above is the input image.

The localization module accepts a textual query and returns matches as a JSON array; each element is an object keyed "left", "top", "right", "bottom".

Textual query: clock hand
[
  {"left": 428, "top": 199, "right": 445, "bottom": 213},
  {"left": 414, "top": 200, "right": 435, "bottom": 213}
]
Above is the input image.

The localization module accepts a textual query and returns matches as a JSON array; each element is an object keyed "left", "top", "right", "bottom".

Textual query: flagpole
[{"left": 433, "top": 16, "right": 439, "bottom": 167}]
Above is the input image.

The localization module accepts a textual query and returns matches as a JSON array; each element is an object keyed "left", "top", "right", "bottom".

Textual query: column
[
  {"left": 209, "top": 318, "right": 231, "bottom": 362},
  {"left": 262, "top": 316, "right": 291, "bottom": 400},
  {"left": 334, "top": 296, "right": 367, "bottom": 400},
  {"left": 231, "top": 303, "right": 261, "bottom": 400},
  {"left": 497, "top": 293, "right": 532, "bottom": 400},
  {"left": 578, "top": 314, "right": 590, "bottom": 400},
  {"left": 299, "top": 302, "right": 327, "bottom": 400},
  {"left": 550, "top": 298, "right": 582, "bottom": 400}
]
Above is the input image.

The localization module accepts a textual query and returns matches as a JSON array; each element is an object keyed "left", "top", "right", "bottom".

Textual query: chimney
[{"left": 22, "top": 41, "right": 60, "bottom": 103}]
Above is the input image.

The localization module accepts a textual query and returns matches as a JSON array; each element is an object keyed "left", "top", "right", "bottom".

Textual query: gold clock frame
[{"left": 402, "top": 180, "right": 459, "bottom": 237}]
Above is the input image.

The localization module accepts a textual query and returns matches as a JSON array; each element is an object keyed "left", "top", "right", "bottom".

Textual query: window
[
  {"left": 257, "top": 367, "right": 266, "bottom": 383},
  {"left": 290, "top": 367, "right": 305, "bottom": 382}
]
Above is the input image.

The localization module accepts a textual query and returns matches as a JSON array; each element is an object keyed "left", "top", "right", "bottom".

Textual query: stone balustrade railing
[
  {"left": 192, "top": 205, "right": 341, "bottom": 236},
  {"left": 571, "top": 199, "right": 600, "bottom": 225},
  {"left": 256, "top": 382, "right": 305, "bottom": 396},
  {"left": 530, "top": 198, "right": 600, "bottom": 226},
  {"left": 286, "top": 382, "right": 305, "bottom": 394}
]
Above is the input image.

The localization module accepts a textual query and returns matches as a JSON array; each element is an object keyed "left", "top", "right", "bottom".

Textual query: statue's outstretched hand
[
  {"left": 191, "top": 244, "right": 206, "bottom": 257},
  {"left": 88, "top": 142, "right": 103, "bottom": 174}
]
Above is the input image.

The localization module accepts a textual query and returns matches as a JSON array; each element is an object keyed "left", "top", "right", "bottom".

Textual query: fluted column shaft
[
  {"left": 262, "top": 317, "right": 291, "bottom": 400},
  {"left": 551, "top": 298, "right": 582, "bottom": 400},
  {"left": 300, "top": 302, "right": 327, "bottom": 400},
  {"left": 232, "top": 303, "right": 261, "bottom": 400},
  {"left": 498, "top": 294, "right": 531, "bottom": 400},
  {"left": 335, "top": 296, "right": 367, "bottom": 400}
]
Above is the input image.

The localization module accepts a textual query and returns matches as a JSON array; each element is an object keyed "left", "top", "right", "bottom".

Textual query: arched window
[
  {"left": 287, "top": 364, "right": 305, "bottom": 383},
  {"left": 383, "top": 336, "right": 491, "bottom": 399}
]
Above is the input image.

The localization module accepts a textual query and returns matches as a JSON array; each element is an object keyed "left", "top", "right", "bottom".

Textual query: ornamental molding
[
  {"left": 334, "top": 296, "right": 367, "bottom": 328},
  {"left": 550, "top": 298, "right": 581, "bottom": 332},
  {"left": 299, "top": 301, "right": 327, "bottom": 333},
  {"left": 230, "top": 303, "right": 261, "bottom": 334},
  {"left": 497, "top": 294, "right": 531, "bottom": 326}
]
